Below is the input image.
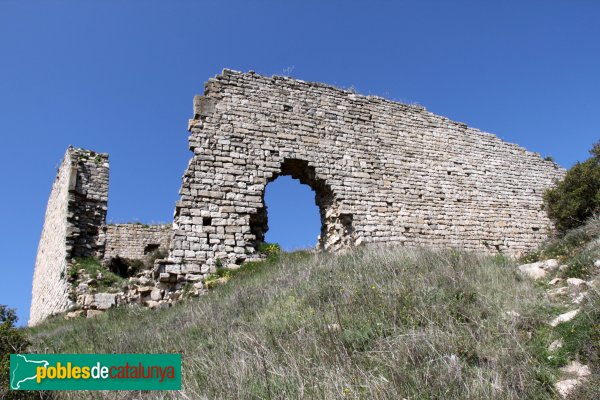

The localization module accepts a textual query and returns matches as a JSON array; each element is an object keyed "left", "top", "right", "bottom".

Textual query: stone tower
[{"left": 29, "top": 147, "right": 109, "bottom": 325}]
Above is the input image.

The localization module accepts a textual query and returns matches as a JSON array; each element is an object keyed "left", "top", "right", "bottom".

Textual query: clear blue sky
[{"left": 1, "top": 1, "right": 598, "bottom": 325}]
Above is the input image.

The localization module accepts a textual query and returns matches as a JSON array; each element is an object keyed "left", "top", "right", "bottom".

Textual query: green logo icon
[{"left": 11, "top": 354, "right": 49, "bottom": 389}]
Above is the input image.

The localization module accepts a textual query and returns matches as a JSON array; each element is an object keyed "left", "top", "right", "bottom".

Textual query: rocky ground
[{"left": 518, "top": 258, "right": 600, "bottom": 398}]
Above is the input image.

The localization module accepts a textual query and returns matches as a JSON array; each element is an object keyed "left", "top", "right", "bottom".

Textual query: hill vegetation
[{"left": 23, "top": 237, "right": 598, "bottom": 399}]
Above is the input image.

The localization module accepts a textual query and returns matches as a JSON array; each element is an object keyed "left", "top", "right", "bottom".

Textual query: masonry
[
  {"left": 166, "top": 69, "right": 564, "bottom": 276},
  {"left": 31, "top": 70, "right": 565, "bottom": 325},
  {"left": 29, "top": 147, "right": 171, "bottom": 325},
  {"left": 30, "top": 147, "right": 109, "bottom": 325},
  {"left": 102, "top": 224, "right": 171, "bottom": 260}
]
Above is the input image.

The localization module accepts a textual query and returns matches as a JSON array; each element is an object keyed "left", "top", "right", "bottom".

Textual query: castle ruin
[{"left": 29, "top": 70, "right": 565, "bottom": 325}]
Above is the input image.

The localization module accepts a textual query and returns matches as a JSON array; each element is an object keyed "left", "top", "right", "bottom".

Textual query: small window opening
[{"left": 144, "top": 243, "right": 160, "bottom": 255}]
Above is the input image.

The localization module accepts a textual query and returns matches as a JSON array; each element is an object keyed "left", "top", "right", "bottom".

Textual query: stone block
[{"left": 94, "top": 293, "right": 116, "bottom": 310}]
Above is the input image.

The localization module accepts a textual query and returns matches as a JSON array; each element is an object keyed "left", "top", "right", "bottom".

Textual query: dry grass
[{"left": 28, "top": 246, "right": 559, "bottom": 399}]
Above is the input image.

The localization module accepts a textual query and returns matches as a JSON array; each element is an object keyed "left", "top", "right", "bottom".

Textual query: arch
[
  {"left": 262, "top": 175, "right": 320, "bottom": 250},
  {"left": 250, "top": 158, "right": 355, "bottom": 252}
]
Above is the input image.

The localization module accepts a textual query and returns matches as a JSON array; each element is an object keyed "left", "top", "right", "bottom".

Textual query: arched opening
[
  {"left": 249, "top": 159, "right": 355, "bottom": 253},
  {"left": 263, "top": 176, "right": 321, "bottom": 250}
]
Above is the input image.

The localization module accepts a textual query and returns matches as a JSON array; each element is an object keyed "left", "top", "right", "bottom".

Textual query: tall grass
[{"left": 29, "top": 247, "right": 557, "bottom": 399}]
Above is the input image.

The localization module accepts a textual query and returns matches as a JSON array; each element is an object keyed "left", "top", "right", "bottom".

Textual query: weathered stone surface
[
  {"left": 103, "top": 224, "right": 171, "bottom": 260},
  {"left": 549, "top": 278, "right": 564, "bottom": 286},
  {"left": 544, "top": 259, "right": 560, "bottom": 271},
  {"left": 550, "top": 309, "right": 580, "bottom": 327},
  {"left": 65, "top": 310, "right": 84, "bottom": 320},
  {"left": 30, "top": 150, "right": 172, "bottom": 325},
  {"left": 556, "top": 361, "right": 591, "bottom": 398},
  {"left": 567, "top": 278, "right": 587, "bottom": 289},
  {"left": 137, "top": 286, "right": 153, "bottom": 294},
  {"left": 86, "top": 309, "right": 104, "bottom": 318},
  {"left": 93, "top": 293, "right": 116, "bottom": 310},
  {"left": 548, "top": 338, "right": 563, "bottom": 352},
  {"left": 145, "top": 300, "right": 159, "bottom": 309},
  {"left": 150, "top": 288, "right": 162, "bottom": 301},
  {"left": 560, "top": 360, "right": 591, "bottom": 377},
  {"left": 518, "top": 263, "right": 547, "bottom": 280},
  {"left": 573, "top": 292, "right": 587, "bottom": 304},
  {"left": 559, "top": 264, "right": 569, "bottom": 272}
]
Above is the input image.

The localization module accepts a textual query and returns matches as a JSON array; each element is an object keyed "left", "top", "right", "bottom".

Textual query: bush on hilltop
[{"left": 544, "top": 141, "right": 600, "bottom": 233}]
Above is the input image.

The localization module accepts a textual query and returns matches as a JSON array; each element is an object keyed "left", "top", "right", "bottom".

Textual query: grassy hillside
[
  {"left": 518, "top": 217, "right": 600, "bottom": 399},
  {"left": 28, "top": 245, "right": 578, "bottom": 400}
]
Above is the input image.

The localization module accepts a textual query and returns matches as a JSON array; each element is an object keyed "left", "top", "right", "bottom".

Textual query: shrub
[
  {"left": 257, "top": 242, "right": 281, "bottom": 261},
  {"left": 543, "top": 141, "right": 600, "bottom": 232},
  {"left": 0, "top": 305, "right": 44, "bottom": 399}
]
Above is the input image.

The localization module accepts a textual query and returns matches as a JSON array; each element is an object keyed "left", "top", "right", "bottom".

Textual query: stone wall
[
  {"left": 30, "top": 147, "right": 109, "bottom": 325},
  {"left": 32, "top": 70, "right": 567, "bottom": 324},
  {"left": 166, "top": 69, "right": 565, "bottom": 282},
  {"left": 103, "top": 224, "right": 171, "bottom": 260},
  {"left": 30, "top": 147, "right": 173, "bottom": 325}
]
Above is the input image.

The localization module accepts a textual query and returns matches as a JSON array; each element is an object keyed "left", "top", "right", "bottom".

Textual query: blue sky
[{"left": 1, "top": 1, "right": 598, "bottom": 324}]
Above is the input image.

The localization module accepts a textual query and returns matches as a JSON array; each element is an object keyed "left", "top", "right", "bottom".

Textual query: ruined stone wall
[
  {"left": 166, "top": 70, "right": 565, "bottom": 281},
  {"left": 30, "top": 147, "right": 109, "bottom": 325},
  {"left": 31, "top": 148, "right": 176, "bottom": 324},
  {"left": 32, "top": 70, "right": 567, "bottom": 324},
  {"left": 103, "top": 224, "right": 171, "bottom": 260}
]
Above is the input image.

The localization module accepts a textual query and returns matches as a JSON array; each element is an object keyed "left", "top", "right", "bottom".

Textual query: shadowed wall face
[
  {"left": 169, "top": 70, "right": 564, "bottom": 278},
  {"left": 102, "top": 224, "right": 171, "bottom": 260}
]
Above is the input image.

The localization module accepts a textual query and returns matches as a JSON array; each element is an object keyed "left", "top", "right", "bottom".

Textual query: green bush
[
  {"left": 257, "top": 242, "right": 281, "bottom": 254},
  {"left": 543, "top": 141, "right": 600, "bottom": 232},
  {"left": 0, "top": 305, "right": 45, "bottom": 399}
]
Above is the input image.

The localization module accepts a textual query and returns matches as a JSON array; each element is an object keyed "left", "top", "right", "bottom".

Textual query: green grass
[
  {"left": 29, "top": 247, "right": 563, "bottom": 399},
  {"left": 517, "top": 215, "right": 600, "bottom": 399},
  {"left": 549, "top": 287, "right": 600, "bottom": 399},
  {"left": 520, "top": 215, "right": 600, "bottom": 279},
  {"left": 68, "top": 257, "right": 125, "bottom": 292}
]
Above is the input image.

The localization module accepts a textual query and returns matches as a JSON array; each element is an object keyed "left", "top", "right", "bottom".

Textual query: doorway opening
[{"left": 249, "top": 159, "right": 354, "bottom": 252}]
